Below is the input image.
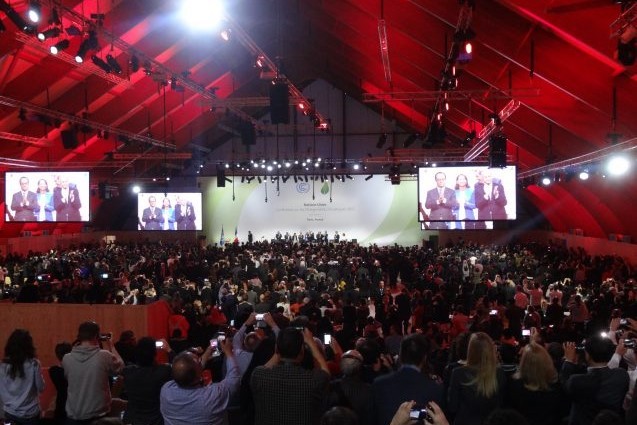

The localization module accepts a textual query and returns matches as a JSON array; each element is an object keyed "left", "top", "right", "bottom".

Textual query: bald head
[{"left": 172, "top": 352, "right": 202, "bottom": 387}]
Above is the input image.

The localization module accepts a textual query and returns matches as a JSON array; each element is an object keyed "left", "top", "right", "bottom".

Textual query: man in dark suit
[
  {"left": 424, "top": 171, "right": 458, "bottom": 229},
  {"left": 372, "top": 333, "right": 444, "bottom": 425},
  {"left": 474, "top": 169, "right": 507, "bottom": 220},
  {"left": 174, "top": 196, "right": 196, "bottom": 230},
  {"left": 560, "top": 335, "right": 629, "bottom": 425},
  {"left": 141, "top": 196, "right": 163, "bottom": 230},
  {"left": 53, "top": 176, "right": 82, "bottom": 221},
  {"left": 10, "top": 176, "right": 38, "bottom": 221}
]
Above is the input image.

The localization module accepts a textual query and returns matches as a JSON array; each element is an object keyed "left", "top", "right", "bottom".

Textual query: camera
[
  {"left": 619, "top": 319, "right": 629, "bottom": 327},
  {"left": 256, "top": 313, "right": 265, "bottom": 321},
  {"left": 575, "top": 344, "right": 586, "bottom": 354},
  {"left": 624, "top": 339, "right": 636, "bottom": 349},
  {"left": 409, "top": 406, "right": 431, "bottom": 421},
  {"left": 324, "top": 334, "right": 332, "bottom": 345},
  {"left": 563, "top": 311, "right": 571, "bottom": 317}
]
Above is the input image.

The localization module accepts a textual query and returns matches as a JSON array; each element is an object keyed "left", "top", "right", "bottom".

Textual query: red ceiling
[{"left": 0, "top": 0, "right": 636, "bottom": 238}]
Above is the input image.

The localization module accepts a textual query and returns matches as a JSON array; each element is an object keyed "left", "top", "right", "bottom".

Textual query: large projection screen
[
  {"left": 200, "top": 175, "right": 422, "bottom": 246},
  {"left": 137, "top": 192, "right": 203, "bottom": 231},
  {"left": 5, "top": 171, "right": 90, "bottom": 222},
  {"left": 417, "top": 165, "right": 517, "bottom": 229}
]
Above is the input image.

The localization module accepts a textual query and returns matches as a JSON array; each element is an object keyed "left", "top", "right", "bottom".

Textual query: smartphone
[
  {"left": 620, "top": 318, "right": 629, "bottom": 326},
  {"left": 563, "top": 311, "right": 571, "bottom": 317},
  {"left": 155, "top": 341, "right": 164, "bottom": 348},
  {"left": 449, "top": 314, "right": 454, "bottom": 320},
  {"left": 256, "top": 313, "right": 265, "bottom": 321},
  {"left": 522, "top": 329, "right": 531, "bottom": 337},
  {"left": 324, "top": 334, "right": 332, "bottom": 345},
  {"left": 230, "top": 319, "right": 235, "bottom": 327},
  {"left": 217, "top": 334, "right": 226, "bottom": 345},
  {"left": 210, "top": 339, "right": 218, "bottom": 350},
  {"left": 489, "top": 309, "right": 498, "bottom": 315},
  {"left": 409, "top": 407, "right": 428, "bottom": 420}
]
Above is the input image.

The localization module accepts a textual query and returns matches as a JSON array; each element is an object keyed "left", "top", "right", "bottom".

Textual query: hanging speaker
[
  {"left": 61, "top": 128, "right": 79, "bottom": 149},
  {"left": 216, "top": 169, "right": 226, "bottom": 187},
  {"left": 269, "top": 81, "right": 289, "bottom": 124},
  {"left": 489, "top": 133, "right": 507, "bottom": 168}
]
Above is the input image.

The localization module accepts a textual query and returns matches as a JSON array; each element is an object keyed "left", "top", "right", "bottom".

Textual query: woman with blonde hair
[
  {"left": 506, "top": 342, "right": 565, "bottom": 425},
  {"left": 448, "top": 332, "right": 506, "bottom": 425}
]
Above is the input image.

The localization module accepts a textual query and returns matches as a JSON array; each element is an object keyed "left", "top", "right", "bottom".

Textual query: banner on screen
[
  {"left": 137, "top": 192, "right": 202, "bottom": 231},
  {"left": 418, "top": 165, "right": 516, "bottom": 229},
  {"left": 5, "top": 171, "right": 90, "bottom": 222}
]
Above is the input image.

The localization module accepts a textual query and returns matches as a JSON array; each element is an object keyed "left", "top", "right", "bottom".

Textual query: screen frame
[
  {"left": 136, "top": 192, "right": 203, "bottom": 231},
  {"left": 4, "top": 171, "right": 91, "bottom": 223},
  {"left": 417, "top": 164, "right": 517, "bottom": 225}
]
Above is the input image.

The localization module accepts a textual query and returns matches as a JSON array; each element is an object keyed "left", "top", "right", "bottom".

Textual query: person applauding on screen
[
  {"left": 175, "top": 196, "right": 196, "bottom": 230},
  {"left": 53, "top": 176, "right": 81, "bottom": 221},
  {"left": 10, "top": 176, "right": 38, "bottom": 221},
  {"left": 142, "top": 196, "right": 164, "bottom": 230}
]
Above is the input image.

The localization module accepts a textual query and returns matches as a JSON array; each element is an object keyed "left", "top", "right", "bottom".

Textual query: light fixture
[
  {"left": 541, "top": 176, "right": 551, "bottom": 186},
  {"left": 220, "top": 28, "right": 231, "bottom": 41},
  {"left": 91, "top": 55, "right": 112, "bottom": 73},
  {"left": 353, "top": 164, "right": 360, "bottom": 170},
  {"left": 50, "top": 39, "right": 69, "bottom": 54},
  {"left": 579, "top": 170, "right": 589, "bottom": 181},
  {"left": 0, "top": 0, "right": 31, "bottom": 32},
  {"left": 607, "top": 155, "right": 631, "bottom": 176},
  {"left": 106, "top": 54, "right": 122, "bottom": 74},
  {"left": 75, "top": 30, "right": 98, "bottom": 63},
  {"left": 37, "top": 27, "right": 61, "bottom": 41},
  {"left": 27, "top": 1, "right": 41, "bottom": 24},
  {"left": 180, "top": 0, "right": 225, "bottom": 31},
  {"left": 365, "top": 175, "right": 373, "bottom": 181},
  {"left": 132, "top": 185, "right": 141, "bottom": 194}
]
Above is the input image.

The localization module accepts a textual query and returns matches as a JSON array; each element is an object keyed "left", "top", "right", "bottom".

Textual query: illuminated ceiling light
[
  {"left": 50, "top": 39, "right": 69, "bottom": 54},
  {"left": 541, "top": 176, "right": 552, "bottom": 186},
  {"left": 464, "top": 41, "right": 472, "bottom": 55},
  {"left": 353, "top": 164, "right": 360, "bottom": 170},
  {"left": 607, "top": 155, "right": 631, "bottom": 176},
  {"left": 132, "top": 185, "right": 141, "bottom": 194},
  {"left": 298, "top": 102, "right": 305, "bottom": 110},
  {"left": 284, "top": 161, "right": 291, "bottom": 168},
  {"left": 106, "top": 54, "right": 123, "bottom": 74},
  {"left": 579, "top": 170, "right": 590, "bottom": 181},
  {"left": 0, "top": 1, "right": 31, "bottom": 32},
  {"left": 75, "top": 30, "right": 98, "bottom": 63},
  {"left": 266, "top": 165, "right": 273, "bottom": 172},
  {"left": 28, "top": 1, "right": 41, "bottom": 24},
  {"left": 37, "top": 27, "right": 61, "bottom": 41},
  {"left": 180, "top": 0, "right": 225, "bottom": 31},
  {"left": 220, "top": 28, "right": 231, "bottom": 41}
]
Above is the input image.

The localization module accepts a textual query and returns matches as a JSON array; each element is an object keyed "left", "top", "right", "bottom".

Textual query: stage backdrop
[{"left": 199, "top": 175, "right": 423, "bottom": 246}]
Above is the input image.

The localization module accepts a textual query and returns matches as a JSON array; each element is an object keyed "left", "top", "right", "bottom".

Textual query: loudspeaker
[
  {"left": 489, "top": 134, "right": 507, "bottom": 168},
  {"left": 270, "top": 82, "right": 289, "bottom": 124},
  {"left": 61, "top": 129, "right": 78, "bottom": 149},
  {"left": 240, "top": 122, "right": 256, "bottom": 145},
  {"left": 217, "top": 169, "right": 226, "bottom": 187}
]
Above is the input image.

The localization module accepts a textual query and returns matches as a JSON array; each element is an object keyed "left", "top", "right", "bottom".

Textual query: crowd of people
[{"left": 1, "top": 238, "right": 637, "bottom": 425}]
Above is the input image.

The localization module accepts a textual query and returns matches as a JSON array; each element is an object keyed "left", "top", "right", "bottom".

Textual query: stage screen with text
[
  {"left": 418, "top": 165, "right": 516, "bottom": 229},
  {"left": 5, "top": 171, "right": 90, "bottom": 222},
  {"left": 137, "top": 192, "right": 202, "bottom": 231}
]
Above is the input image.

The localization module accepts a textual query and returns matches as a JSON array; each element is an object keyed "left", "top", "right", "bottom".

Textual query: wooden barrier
[{"left": 0, "top": 304, "right": 149, "bottom": 367}]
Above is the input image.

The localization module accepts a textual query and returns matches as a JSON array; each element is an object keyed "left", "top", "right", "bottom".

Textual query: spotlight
[
  {"left": 132, "top": 185, "right": 141, "bottom": 194},
  {"left": 541, "top": 176, "right": 551, "bottom": 186},
  {"left": 180, "top": 0, "right": 225, "bottom": 31},
  {"left": 37, "top": 27, "right": 61, "bottom": 41},
  {"left": 28, "top": 1, "right": 41, "bottom": 24},
  {"left": 365, "top": 175, "right": 373, "bottom": 181},
  {"left": 49, "top": 7, "right": 61, "bottom": 25},
  {"left": 353, "top": 164, "right": 360, "bottom": 170},
  {"left": 607, "top": 155, "right": 631, "bottom": 176},
  {"left": 130, "top": 55, "right": 140, "bottom": 72},
  {"left": 50, "top": 39, "right": 69, "bottom": 54},
  {"left": 91, "top": 55, "right": 112, "bottom": 73},
  {"left": 0, "top": 1, "right": 31, "bottom": 32},
  {"left": 106, "top": 54, "right": 122, "bottom": 74},
  {"left": 579, "top": 170, "right": 589, "bottom": 181},
  {"left": 65, "top": 25, "right": 82, "bottom": 36},
  {"left": 75, "top": 30, "right": 98, "bottom": 63}
]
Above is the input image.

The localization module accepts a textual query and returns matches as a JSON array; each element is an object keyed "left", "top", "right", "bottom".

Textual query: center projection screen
[{"left": 418, "top": 165, "right": 517, "bottom": 230}]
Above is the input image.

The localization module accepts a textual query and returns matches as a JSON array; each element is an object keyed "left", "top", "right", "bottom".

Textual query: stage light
[
  {"left": 220, "top": 28, "right": 231, "bottom": 41},
  {"left": 37, "top": 27, "right": 61, "bottom": 41},
  {"left": 180, "top": 0, "right": 225, "bottom": 31},
  {"left": 365, "top": 175, "right": 373, "bottom": 181},
  {"left": 28, "top": 1, "right": 41, "bottom": 23},
  {"left": 106, "top": 54, "right": 123, "bottom": 74},
  {"left": 75, "top": 30, "right": 98, "bottom": 63},
  {"left": 50, "top": 39, "right": 69, "bottom": 54},
  {"left": 257, "top": 177, "right": 262, "bottom": 184},
  {"left": 130, "top": 55, "right": 140, "bottom": 72},
  {"left": 346, "top": 175, "right": 353, "bottom": 180},
  {"left": 541, "top": 176, "right": 551, "bottom": 186},
  {"left": 49, "top": 7, "right": 60, "bottom": 25},
  {"left": 579, "top": 170, "right": 589, "bottom": 181},
  {"left": 132, "top": 185, "right": 141, "bottom": 194},
  {"left": 0, "top": 1, "right": 31, "bottom": 32},
  {"left": 607, "top": 155, "right": 631, "bottom": 176},
  {"left": 91, "top": 55, "right": 112, "bottom": 73},
  {"left": 353, "top": 164, "right": 360, "bottom": 170}
]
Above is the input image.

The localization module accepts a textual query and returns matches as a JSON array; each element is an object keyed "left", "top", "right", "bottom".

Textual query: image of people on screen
[
  {"left": 141, "top": 196, "right": 164, "bottom": 230},
  {"left": 175, "top": 196, "right": 196, "bottom": 230},
  {"left": 474, "top": 169, "right": 508, "bottom": 221},
  {"left": 53, "top": 175, "right": 82, "bottom": 221},
  {"left": 35, "top": 179, "right": 54, "bottom": 222},
  {"left": 10, "top": 176, "right": 38, "bottom": 221},
  {"left": 424, "top": 171, "right": 458, "bottom": 229},
  {"left": 161, "top": 197, "right": 175, "bottom": 230},
  {"left": 452, "top": 173, "right": 476, "bottom": 229}
]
